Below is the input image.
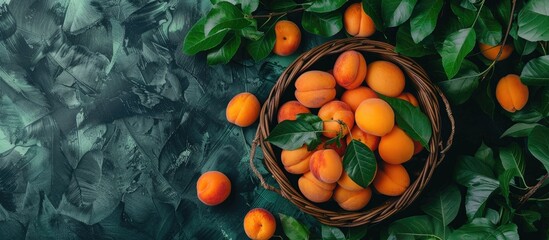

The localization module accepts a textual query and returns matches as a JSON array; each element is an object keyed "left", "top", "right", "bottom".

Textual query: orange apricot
[
  {"left": 277, "top": 100, "right": 310, "bottom": 123},
  {"left": 294, "top": 71, "right": 337, "bottom": 108},
  {"left": 495, "top": 74, "right": 529, "bottom": 112},
  {"left": 333, "top": 50, "right": 367, "bottom": 90},
  {"left": 309, "top": 149, "right": 343, "bottom": 184},
  {"left": 226, "top": 92, "right": 261, "bottom": 127},
  {"left": 298, "top": 172, "right": 336, "bottom": 203},
  {"left": 355, "top": 98, "right": 395, "bottom": 137},
  {"left": 243, "top": 208, "right": 277, "bottom": 240},
  {"left": 318, "top": 101, "right": 355, "bottom": 138},
  {"left": 196, "top": 171, "right": 231, "bottom": 206},
  {"left": 334, "top": 186, "right": 372, "bottom": 211},
  {"left": 397, "top": 92, "right": 419, "bottom": 107},
  {"left": 365, "top": 61, "right": 405, "bottom": 97},
  {"left": 346, "top": 125, "right": 380, "bottom": 151},
  {"left": 378, "top": 126, "right": 415, "bottom": 164},
  {"left": 343, "top": 3, "right": 376, "bottom": 37},
  {"left": 281, "top": 145, "right": 313, "bottom": 174},
  {"left": 373, "top": 163, "right": 410, "bottom": 196},
  {"left": 478, "top": 43, "right": 513, "bottom": 61},
  {"left": 273, "top": 20, "right": 301, "bottom": 56},
  {"left": 341, "top": 86, "right": 378, "bottom": 111},
  {"left": 337, "top": 171, "right": 364, "bottom": 191}
]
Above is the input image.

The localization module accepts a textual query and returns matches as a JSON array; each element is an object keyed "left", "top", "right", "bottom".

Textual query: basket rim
[{"left": 251, "top": 37, "right": 455, "bottom": 227}]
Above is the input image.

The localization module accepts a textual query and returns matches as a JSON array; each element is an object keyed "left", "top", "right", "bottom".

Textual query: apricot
[
  {"left": 495, "top": 74, "right": 529, "bottom": 112},
  {"left": 413, "top": 140, "right": 424, "bottom": 155},
  {"left": 318, "top": 101, "right": 355, "bottom": 138},
  {"left": 273, "top": 20, "right": 301, "bottom": 56},
  {"left": 397, "top": 92, "right": 419, "bottom": 107},
  {"left": 226, "top": 92, "right": 260, "bottom": 127},
  {"left": 355, "top": 98, "right": 395, "bottom": 137},
  {"left": 373, "top": 163, "right": 410, "bottom": 196},
  {"left": 343, "top": 3, "right": 376, "bottom": 37},
  {"left": 309, "top": 149, "right": 343, "bottom": 184},
  {"left": 346, "top": 125, "right": 380, "bottom": 151},
  {"left": 277, "top": 100, "right": 310, "bottom": 123},
  {"left": 196, "top": 171, "right": 231, "bottom": 206},
  {"left": 281, "top": 145, "right": 312, "bottom": 174},
  {"left": 378, "top": 126, "right": 414, "bottom": 164},
  {"left": 365, "top": 61, "right": 405, "bottom": 97},
  {"left": 243, "top": 208, "right": 276, "bottom": 240},
  {"left": 334, "top": 186, "right": 372, "bottom": 211},
  {"left": 294, "top": 71, "right": 337, "bottom": 108},
  {"left": 333, "top": 50, "right": 367, "bottom": 89},
  {"left": 337, "top": 171, "right": 364, "bottom": 191},
  {"left": 478, "top": 43, "right": 513, "bottom": 61},
  {"left": 341, "top": 86, "right": 378, "bottom": 111},
  {"left": 298, "top": 172, "right": 336, "bottom": 203}
]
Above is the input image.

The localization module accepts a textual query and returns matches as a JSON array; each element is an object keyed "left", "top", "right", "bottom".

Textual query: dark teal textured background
[{"left": 0, "top": 0, "right": 329, "bottom": 239}]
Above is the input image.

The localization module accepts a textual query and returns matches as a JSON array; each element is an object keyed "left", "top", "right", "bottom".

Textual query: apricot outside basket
[{"left": 249, "top": 38, "right": 456, "bottom": 227}]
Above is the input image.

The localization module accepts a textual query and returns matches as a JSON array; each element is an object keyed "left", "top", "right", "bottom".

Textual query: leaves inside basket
[
  {"left": 265, "top": 113, "right": 323, "bottom": 150},
  {"left": 343, "top": 140, "right": 377, "bottom": 188},
  {"left": 380, "top": 95, "right": 432, "bottom": 150}
]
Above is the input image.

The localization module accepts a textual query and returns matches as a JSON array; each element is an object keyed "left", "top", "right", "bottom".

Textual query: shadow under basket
[{"left": 249, "top": 38, "right": 456, "bottom": 227}]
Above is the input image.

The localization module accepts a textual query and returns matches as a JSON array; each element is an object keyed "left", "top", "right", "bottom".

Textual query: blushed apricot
[
  {"left": 346, "top": 125, "right": 380, "bottom": 151},
  {"left": 397, "top": 92, "right": 419, "bottom": 107},
  {"left": 309, "top": 149, "right": 343, "bottom": 184},
  {"left": 196, "top": 171, "right": 231, "bottom": 206},
  {"left": 343, "top": 3, "right": 376, "bottom": 37},
  {"left": 281, "top": 145, "right": 313, "bottom": 174},
  {"left": 341, "top": 86, "right": 378, "bottom": 111},
  {"left": 318, "top": 101, "right": 355, "bottom": 138},
  {"left": 365, "top": 61, "right": 405, "bottom": 97},
  {"left": 378, "top": 126, "right": 414, "bottom": 164},
  {"left": 226, "top": 92, "right": 260, "bottom": 127},
  {"left": 273, "top": 20, "right": 301, "bottom": 56},
  {"left": 495, "top": 74, "right": 529, "bottom": 112},
  {"left": 337, "top": 171, "right": 364, "bottom": 191},
  {"left": 333, "top": 50, "right": 367, "bottom": 90},
  {"left": 355, "top": 98, "right": 395, "bottom": 137},
  {"left": 298, "top": 172, "right": 336, "bottom": 203},
  {"left": 413, "top": 140, "right": 424, "bottom": 155},
  {"left": 373, "top": 163, "right": 410, "bottom": 196},
  {"left": 334, "top": 186, "right": 372, "bottom": 211},
  {"left": 295, "top": 71, "right": 337, "bottom": 108},
  {"left": 277, "top": 100, "right": 310, "bottom": 123},
  {"left": 479, "top": 43, "right": 513, "bottom": 61},
  {"left": 243, "top": 208, "right": 276, "bottom": 240}
]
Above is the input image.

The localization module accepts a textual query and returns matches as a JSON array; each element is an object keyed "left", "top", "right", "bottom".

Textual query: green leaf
[
  {"left": 485, "top": 208, "right": 500, "bottom": 225},
  {"left": 475, "top": 8, "right": 502, "bottom": 45},
  {"left": 496, "top": 0, "right": 511, "bottom": 24},
  {"left": 521, "top": 55, "right": 549, "bottom": 86},
  {"left": 474, "top": 77, "right": 496, "bottom": 117},
  {"left": 183, "top": 17, "right": 231, "bottom": 55},
  {"left": 211, "top": 0, "right": 259, "bottom": 13},
  {"left": 296, "top": 113, "right": 323, "bottom": 150},
  {"left": 528, "top": 125, "right": 549, "bottom": 173},
  {"left": 410, "top": 0, "right": 443, "bottom": 43},
  {"left": 239, "top": 21, "right": 264, "bottom": 41},
  {"left": 362, "top": 0, "right": 384, "bottom": 30},
  {"left": 518, "top": 0, "right": 549, "bottom": 41},
  {"left": 440, "top": 28, "right": 476, "bottom": 79},
  {"left": 464, "top": 176, "right": 499, "bottom": 220},
  {"left": 499, "top": 143, "right": 526, "bottom": 184},
  {"left": 474, "top": 142, "right": 496, "bottom": 169},
  {"left": 501, "top": 123, "right": 543, "bottom": 138},
  {"left": 449, "top": 219, "right": 518, "bottom": 240},
  {"left": 321, "top": 225, "right": 346, "bottom": 240},
  {"left": 517, "top": 210, "right": 541, "bottom": 232},
  {"left": 343, "top": 140, "right": 377, "bottom": 188},
  {"left": 246, "top": 28, "right": 275, "bottom": 61},
  {"left": 265, "top": 118, "right": 321, "bottom": 150},
  {"left": 266, "top": 0, "right": 299, "bottom": 11},
  {"left": 450, "top": 3, "right": 475, "bottom": 27},
  {"left": 279, "top": 214, "right": 310, "bottom": 240},
  {"left": 306, "top": 0, "right": 347, "bottom": 13},
  {"left": 421, "top": 185, "right": 461, "bottom": 227},
  {"left": 388, "top": 215, "right": 443, "bottom": 240},
  {"left": 437, "top": 60, "right": 480, "bottom": 105},
  {"left": 205, "top": 2, "right": 253, "bottom": 35},
  {"left": 379, "top": 96, "right": 432, "bottom": 149},
  {"left": 206, "top": 33, "right": 241, "bottom": 65},
  {"left": 455, "top": 155, "right": 496, "bottom": 186},
  {"left": 395, "top": 23, "right": 436, "bottom": 57},
  {"left": 345, "top": 225, "right": 368, "bottom": 240},
  {"left": 301, "top": 11, "right": 343, "bottom": 37},
  {"left": 513, "top": 36, "right": 537, "bottom": 56},
  {"left": 498, "top": 169, "right": 515, "bottom": 201},
  {"left": 381, "top": 0, "right": 417, "bottom": 27}
]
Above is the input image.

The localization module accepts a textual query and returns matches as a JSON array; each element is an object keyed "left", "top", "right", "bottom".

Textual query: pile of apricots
[{"left": 276, "top": 49, "right": 425, "bottom": 211}]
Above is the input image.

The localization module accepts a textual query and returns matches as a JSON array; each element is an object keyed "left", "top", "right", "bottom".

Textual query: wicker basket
[{"left": 249, "top": 38, "right": 455, "bottom": 227}]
